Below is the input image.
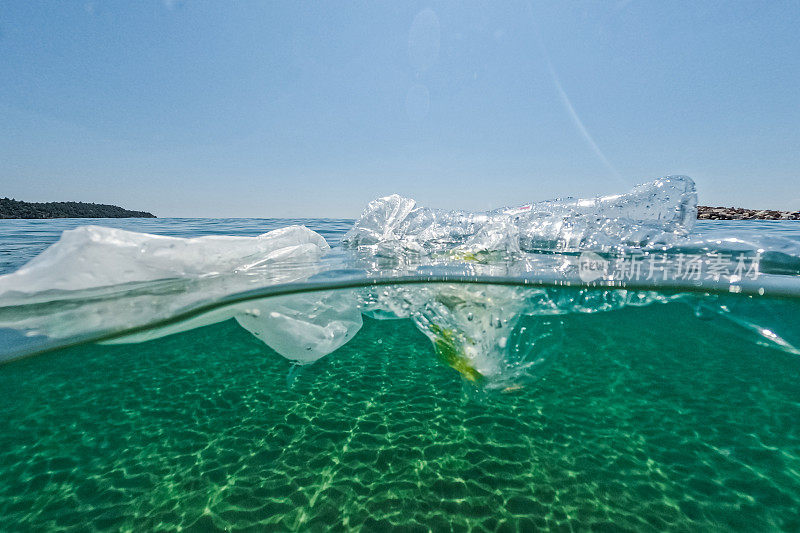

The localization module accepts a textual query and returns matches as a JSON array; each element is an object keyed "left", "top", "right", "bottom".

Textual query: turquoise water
[
  {"left": 2, "top": 291, "right": 800, "bottom": 530},
  {"left": 2, "top": 217, "right": 800, "bottom": 530}
]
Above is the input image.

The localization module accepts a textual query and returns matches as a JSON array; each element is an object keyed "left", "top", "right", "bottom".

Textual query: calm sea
[{"left": 1, "top": 217, "right": 800, "bottom": 530}]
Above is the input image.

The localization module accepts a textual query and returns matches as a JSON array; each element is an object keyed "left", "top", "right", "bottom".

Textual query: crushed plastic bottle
[{"left": 343, "top": 175, "right": 697, "bottom": 254}]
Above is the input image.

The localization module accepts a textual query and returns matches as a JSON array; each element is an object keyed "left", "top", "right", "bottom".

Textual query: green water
[{"left": 2, "top": 293, "right": 800, "bottom": 531}]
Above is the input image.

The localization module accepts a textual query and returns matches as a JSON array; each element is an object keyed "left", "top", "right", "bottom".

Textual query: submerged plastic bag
[
  {"left": 0, "top": 225, "right": 331, "bottom": 294},
  {"left": 0, "top": 225, "right": 362, "bottom": 363}
]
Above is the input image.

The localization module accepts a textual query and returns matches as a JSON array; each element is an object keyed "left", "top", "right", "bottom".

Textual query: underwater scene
[{"left": 2, "top": 177, "right": 800, "bottom": 531}]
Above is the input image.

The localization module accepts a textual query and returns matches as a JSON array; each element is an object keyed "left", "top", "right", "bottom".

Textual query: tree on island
[{"left": 0, "top": 198, "right": 156, "bottom": 219}]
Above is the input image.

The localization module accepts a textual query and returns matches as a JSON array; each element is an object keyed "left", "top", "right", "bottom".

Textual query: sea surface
[{"left": 2, "top": 211, "right": 800, "bottom": 531}]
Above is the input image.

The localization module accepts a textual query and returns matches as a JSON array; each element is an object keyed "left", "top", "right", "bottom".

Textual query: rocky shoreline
[{"left": 697, "top": 205, "right": 800, "bottom": 221}]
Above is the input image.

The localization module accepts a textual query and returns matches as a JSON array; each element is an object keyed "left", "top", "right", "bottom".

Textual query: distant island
[
  {"left": 697, "top": 205, "right": 800, "bottom": 221},
  {"left": 0, "top": 198, "right": 156, "bottom": 219},
  {"left": 2, "top": 196, "right": 797, "bottom": 221}
]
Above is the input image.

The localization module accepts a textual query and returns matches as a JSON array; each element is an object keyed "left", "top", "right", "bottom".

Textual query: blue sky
[{"left": 1, "top": 1, "right": 799, "bottom": 217}]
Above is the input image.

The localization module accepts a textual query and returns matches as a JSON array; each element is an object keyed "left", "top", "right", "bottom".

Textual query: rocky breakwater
[{"left": 698, "top": 206, "right": 800, "bottom": 221}]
